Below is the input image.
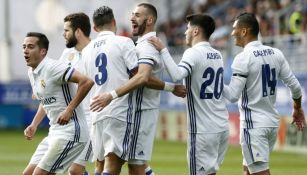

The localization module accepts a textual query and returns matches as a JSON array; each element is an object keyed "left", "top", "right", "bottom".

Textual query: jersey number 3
[
  {"left": 262, "top": 64, "right": 276, "bottom": 97},
  {"left": 95, "top": 53, "right": 108, "bottom": 85},
  {"left": 200, "top": 67, "right": 224, "bottom": 99}
]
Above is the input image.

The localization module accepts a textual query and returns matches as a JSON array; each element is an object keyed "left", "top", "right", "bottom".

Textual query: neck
[
  {"left": 191, "top": 37, "right": 207, "bottom": 47},
  {"left": 243, "top": 36, "right": 258, "bottom": 47},
  {"left": 75, "top": 37, "right": 90, "bottom": 51}
]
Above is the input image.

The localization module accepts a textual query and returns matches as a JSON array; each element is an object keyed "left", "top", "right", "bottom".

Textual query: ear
[
  {"left": 241, "top": 28, "right": 247, "bottom": 37},
  {"left": 193, "top": 27, "right": 199, "bottom": 36},
  {"left": 147, "top": 17, "right": 153, "bottom": 25},
  {"left": 93, "top": 25, "right": 98, "bottom": 32},
  {"left": 41, "top": 48, "right": 47, "bottom": 56}
]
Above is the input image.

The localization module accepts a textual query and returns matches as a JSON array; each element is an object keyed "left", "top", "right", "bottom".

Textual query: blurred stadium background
[{"left": 0, "top": 0, "right": 307, "bottom": 174}]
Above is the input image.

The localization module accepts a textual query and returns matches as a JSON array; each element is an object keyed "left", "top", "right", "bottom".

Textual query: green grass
[{"left": 0, "top": 130, "right": 306, "bottom": 175}]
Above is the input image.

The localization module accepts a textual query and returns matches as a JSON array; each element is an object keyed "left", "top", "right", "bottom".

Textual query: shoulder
[
  {"left": 183, "top": 47, "right": 201, "bottom": 59},
  {"left": 137, "top": 40, "right": 159, "bottom": 56}
]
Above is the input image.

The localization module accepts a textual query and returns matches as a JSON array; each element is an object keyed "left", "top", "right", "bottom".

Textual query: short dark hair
[
  {"left": 235, "top": 12, "right": 259, "bottom": 36},
  {"left": 186, "top": 14, "right": 215, "bottom": 40},
  {"left": 64, "top": 12, "right": 91, "bottom": 37},
  {"left": 93, "top": 6, "right": 114, "bottom": 28},
  {"left": 138, "top": 3, "right": 157, "bottom": 23},
  {"left": 26, "top": 32, "right": 49, "bottom": 50}
]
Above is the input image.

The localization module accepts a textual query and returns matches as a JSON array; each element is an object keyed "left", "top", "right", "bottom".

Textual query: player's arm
[
  {"left": 278, "top": 51, "right": 305, "bottom": 130},
  {"left": 223, "top": 75, "right": 247, "bottom": 103},
  {"left": 148, "top": 37, "right": 188, "bottom": 82},
  {"left": 90, "top": 63, "right": 152, "bottom": 112},
  {"left": 24, "top": 103, "right": 46, "bottom": 140},
  {"left": 146, "top": 76, "right": 186, "bottom": 98},
  {"left": 57, "top": 70, "right": 94, "bottom": 125}
]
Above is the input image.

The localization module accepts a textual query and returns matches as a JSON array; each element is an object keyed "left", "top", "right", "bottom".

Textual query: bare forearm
[
  {"left": 31, "top": 103, "right": 46, "bottom": 127},
  {"left": 67, "top": 79, "right": 94, "bottom": 112}
]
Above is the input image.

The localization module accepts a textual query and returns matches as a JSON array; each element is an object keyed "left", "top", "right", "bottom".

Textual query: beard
[
  {"left": 66, "top": 35, "right": 78, "bottom": 48},
  {"left": 133, "top": 19, "right": 147, "bottom": 36}
]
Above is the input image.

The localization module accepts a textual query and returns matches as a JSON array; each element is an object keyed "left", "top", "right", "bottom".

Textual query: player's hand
[
  {"left": 57, "top": 109, "right": 73, "bottom": 125},
  {"left": 24, "top": 125, "right": 37, "bottom": 140},
  {"left": 172, "top": 84, "right": 186, "bottom": 98},
  {"left": 291, "top": 107, "right": 306, "bottom": 131},
  {"left": 90, "top": 92, "right": 113, "bottom": 112},
  {"left": 148, "top": 36, "right": 165, "bottom": 52}
]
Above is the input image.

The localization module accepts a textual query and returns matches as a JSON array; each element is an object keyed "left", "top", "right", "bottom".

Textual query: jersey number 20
[
  {"left": 95, "top": 53, "right": 108, "bottom": 85},
  {"left": 262, "top": 64, "right": 276, "bottom": 97},
  {"left": 200, "top": 67, "right": 224, "bottom": 99}
]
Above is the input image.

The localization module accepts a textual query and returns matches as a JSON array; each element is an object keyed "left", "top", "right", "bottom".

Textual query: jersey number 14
[{"left": 262, "top": 64, "right": 276, "bottom": 97}]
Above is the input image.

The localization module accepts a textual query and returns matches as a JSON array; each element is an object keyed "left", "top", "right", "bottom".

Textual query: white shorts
[
  {"left": 92, "top": 118, "right": 132, "bottom": 162},
  {"left": 73, "top": 139, "right": 93, "bottom": 166},
  {"left": 240, "top": 127, "right": 278, "bottom": 174},
  {"left": 29, "top": 137, "right": 49, "bottom": 165},
  {"left": 37, "top": 137, "right": 86, "bottom": 173},
  {"left": 128, "top": 109, "right": 159, "bottom": 162},
  {"left": 187, "top": 131, "right": 229, "bottom": 175}
]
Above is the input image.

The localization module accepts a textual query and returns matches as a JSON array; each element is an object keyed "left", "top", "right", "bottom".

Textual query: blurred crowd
[{"left": 131, "top": 0, "right": 307, "bottom": 48}]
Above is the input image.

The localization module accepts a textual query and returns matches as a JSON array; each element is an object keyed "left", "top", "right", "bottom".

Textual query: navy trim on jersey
[
  {"left": 67, "top": 68, "right": 75, "bottom": 81},
  {"left": 129, "top": 87, "right": 144, "bottom": 159},
  {"left": 85, "top": 141, "right": 92, "bottom": 161},
  {"left": 243, "top": 129, "right": 255, "bottom": 162},
  {"left": 62, "top": 67, "right": 71, "bottom": 82},
  {"left": 121, "top": 92, "right": 133, "bottom": 159},
  {"left": 233, "top": 73, "right": 247, "bottom": 78},
  {"left": 50, "top": 140, "right": 74, "bottom": 173},
  {"left": 61, "top": 84, "right": 81, "bottom": 142},
  {"left": 179, "top": 65, "right": 191, "bottom": 75},
  {"left": 241, "top": 86, "right": 253, "bottom": 129},
  {"left": 138, "top": 58, "right": 154, "bottom": 63},
  {"left": 138, "top": 62, "right": 154, "bottom": 66},
  {"left": 189, "top": 133, "right": 197, "bottom": 175},
  {"left": 186, "top": 75, "right": 197, "bottom": 175},
  {"left": 181, "top": 61, "right": 193, "bottom": 72}
]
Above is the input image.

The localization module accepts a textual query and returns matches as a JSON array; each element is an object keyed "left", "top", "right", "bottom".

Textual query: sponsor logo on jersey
[
  {"left": 41, "top": 97, "right": 56, "bottom": 105},
  {"left": 138, "top": 151, "right": 144, "bottom": 156}
]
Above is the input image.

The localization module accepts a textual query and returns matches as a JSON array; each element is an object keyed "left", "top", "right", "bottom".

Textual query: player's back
[
  {"left": 183, "top": 42, "right": 228, "bottom": 133},
  {"left": 234, "top": 41, "right": 292, "bottom": 128},
  {"left": 83, "top": 31, "right": 138, "bottom": 122}
]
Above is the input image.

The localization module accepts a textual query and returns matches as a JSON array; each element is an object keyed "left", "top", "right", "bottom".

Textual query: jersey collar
[
  {"left": 244, "top": 40, "right": 262, "bottom": 51},
  {"left": 32, "top": 56, "right": 48, "bottom": 74},
  {"left": 193, "top": 41, "right": 210, "bottom": 48},
  {"left": 98, "top": 31, "right": 115, "bottom": 37},
  {"left": 136, "top": 32, "right": 156, "bottom": 44}
]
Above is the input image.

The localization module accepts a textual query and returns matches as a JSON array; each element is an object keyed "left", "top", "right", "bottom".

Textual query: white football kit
[
  {"left": 128, "top": 32, "right": 164, "bottom": 162},
  {"left": 223, "top": 41, "right": 302, "bottom": 173},
  {"left": 59, "top": 48, "right": 93, "bottom": 165},
  {"left": 160, "top": 41, "right": 229, "bottom": 175},
  {"left": 82, "top": 31, "right": 138, "bottom": 161},
  {"left": 28, "top": 57, "right": 88, "bottom": 173}
]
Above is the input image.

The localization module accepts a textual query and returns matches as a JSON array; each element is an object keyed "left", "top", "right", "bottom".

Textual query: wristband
[
  {"left": 164, "top": 82, "right": 175, "bottom": 92},
  {"left": 110, "top": 90, "right": 118, "bottom": 99}
]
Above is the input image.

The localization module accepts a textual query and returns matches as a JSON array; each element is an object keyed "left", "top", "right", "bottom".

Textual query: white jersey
[
  {"left": 83, "top": 31, "right": 138, "bottom": 123},
  {"left": 59, "top": 48, "right": 91, "bottom": 128},
  {"left": 135, "top": 32, "right": 163, "bottom": 110},
  {"left": 231, "top": 41, "right": 302, "bottom": 129},
  {"left": 179, "top": 42, "right": 229, "bottom": 133},
  {"left": 28, "top": 57, "right": 88, "bottom": 142}
]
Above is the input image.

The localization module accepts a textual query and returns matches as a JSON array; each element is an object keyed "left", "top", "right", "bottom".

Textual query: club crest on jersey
[
  {"left": 68, "top": 53, "right": 75, "bottom": 61},
  {"left": 40, "top": 80, "right": 46, "bottom": 88}
]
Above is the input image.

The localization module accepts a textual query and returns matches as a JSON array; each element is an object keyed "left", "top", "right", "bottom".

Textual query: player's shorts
[
  {"left": 37, "top": 137, "right": 86, "bottom": 173},
  {"left": 128, "top": 109, "right": 159, "bottom": 163},
  {"left": 92, "top": 117, "right": 132, "bottom": 162},
  {"left": 240, "top": 127, "right": 278, "bottom": 174},
  {"left": 73, "top": 139, "right": 93, "bottom": 166},
  {"left": 187, "top": 130, "right": 229, "bottom": 175},
  {"left": 29, "top": 137, "right": 49, "bottom": 165}
]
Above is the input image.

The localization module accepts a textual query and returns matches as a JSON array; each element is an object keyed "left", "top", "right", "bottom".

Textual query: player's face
[
  {"left": 63, "top": 21, "right": 77, "bottom": 48},
  {"left": 22, "top": 37, "right": 45, "bottom": 69},
  {"left": 131, "top": 6, "right": 148, "bottom": 36},
  {"left": 184, "top": 23, "right": 194, "bottom": 47},
  {"left": 231, "top": 20, "right": 244, "bottom": 47}
]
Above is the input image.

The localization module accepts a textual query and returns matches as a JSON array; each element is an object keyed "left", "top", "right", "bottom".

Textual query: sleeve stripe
[
  {"left": 63, "top": 67, "right": 75, "bottom": 82},
  {"left": 233, "top": 73, "right": 247, "bottom": 78},
  {"left": 179, "top": 65, "right": 191, "bottom": 75},
  {"left": 139, "top": 58, "right": 155, "bottom": 62},
  {"left": 138, "top": 62, "right": 154, "bottom": 66},
  {"left": 181, "top": 61, "right": 192, "bottom": 71}
]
